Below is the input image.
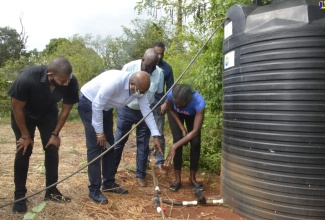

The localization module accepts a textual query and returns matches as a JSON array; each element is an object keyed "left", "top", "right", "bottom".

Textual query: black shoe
[
  {"left": 169, "top": 181, "right": 181, "bottom": 192},
  {"left": 44, "top": 187, "right": 71, "bottom": 203},
  {"left": 101, "top": 183, "right": 128, "bottom": 194},
  {"left": 89, "top": 190, "right": 108, "bottom": 204},
  {"left": 12, "top": 198, "right": 27, "bottom": 213}
]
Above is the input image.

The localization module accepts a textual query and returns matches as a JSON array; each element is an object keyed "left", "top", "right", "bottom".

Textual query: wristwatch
[
  {"left": 51, "top": 132, "right": 59, "bottom": 137},
  {"left": 152, "top": 135, "right": 161, "bottom": 138}
]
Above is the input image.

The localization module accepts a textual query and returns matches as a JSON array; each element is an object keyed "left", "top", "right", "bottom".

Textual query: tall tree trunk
[
  {"left": 177, "top": 0, "right": 183, "bottom": 35},
  {"left": 176, "top": 0, "right": 183, "bottom": 52}
]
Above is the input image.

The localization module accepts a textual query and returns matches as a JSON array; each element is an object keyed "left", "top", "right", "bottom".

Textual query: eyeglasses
[{"left": 134, "top": 83, "right": 147, "bottom": 94}]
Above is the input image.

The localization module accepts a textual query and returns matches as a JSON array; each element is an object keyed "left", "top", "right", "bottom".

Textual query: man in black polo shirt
[{"left": 8, "top": 56, "right": 79, "bottom": 213}]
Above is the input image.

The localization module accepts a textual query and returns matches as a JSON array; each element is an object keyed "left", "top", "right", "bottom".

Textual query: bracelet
[
  {"left": 51, "top": 132, "right": 59, "bottom": 137},
  {"left": 96, "top": 133, "right": 105, "bottom": 138},
  {"left": 21, "top": 137, "right": 30, "bottom": 140}
]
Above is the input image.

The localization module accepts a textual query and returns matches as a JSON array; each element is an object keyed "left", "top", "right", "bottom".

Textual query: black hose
[
  {"left": 162, "top": 200, "right": 184, "bottom": 206},
  {"left": 162, "top": 188, "right": 205, "bottom": 206},
  {"left": 194, "top": 188, "right": 206, "bottom": 204},
  {"left": 153, "top": 194, "right": 161, "bottom": 213}
]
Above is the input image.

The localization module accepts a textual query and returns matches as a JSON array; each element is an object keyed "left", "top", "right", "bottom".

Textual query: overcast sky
[{"left": 0, "top": 0, "right": 149, "bottom": 51}]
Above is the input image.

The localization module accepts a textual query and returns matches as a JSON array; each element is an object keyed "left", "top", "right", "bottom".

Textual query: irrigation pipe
[
  {"left": 162, "top": 198, "right": 224, "bottom": 206},
  {"left": 150, "top": 153, "right": 165, "bottom": 219}
]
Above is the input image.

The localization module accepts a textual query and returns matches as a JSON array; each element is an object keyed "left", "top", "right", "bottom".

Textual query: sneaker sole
[
  {"left": 90, "top": 198, "right": 108, "bottom": 204},
  {"left": 102, "top": 188, "right": 128, "bottom": 194}
]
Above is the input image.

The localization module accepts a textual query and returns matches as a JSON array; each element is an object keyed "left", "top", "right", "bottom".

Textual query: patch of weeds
[
  {"left": 79, "top": 160, "right": 87, "bottom": 167},
  {"left": 23, "top": 201, "right": 46, "bottom": 220},
  {"left": 34, "top": 164, "right": 45, "bottom": 174},
  {"left": 0, "top": 136, "right": 9, "bottom": 143},
  {"left": 71, "top": 144, "right": 78, "bottom": 152},
  {"left": 209, "top": 182, "right": 218, "bottom": 189}
]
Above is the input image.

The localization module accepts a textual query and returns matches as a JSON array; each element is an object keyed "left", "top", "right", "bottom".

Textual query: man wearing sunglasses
[
  {"left": 78, "top": 70, "right": 162, "bottom": 204},
  {"left": 8, "top": 57, "right": 79, "bottom": 213},
  {"left": 114, "top": 48, "right": 164, "bottom": 187}
]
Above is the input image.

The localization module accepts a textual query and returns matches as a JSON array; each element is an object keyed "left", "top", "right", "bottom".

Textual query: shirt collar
[
  {"left": 125, "top": 73, "right": 132, "bottom": 91},
  {"left": 40, "top": 66, "right": 48, "bottom": 83}
]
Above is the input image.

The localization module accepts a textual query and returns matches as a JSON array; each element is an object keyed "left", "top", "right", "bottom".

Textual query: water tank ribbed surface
[{"left": 221, "top": 1, "right": 325, "bottom": 219}]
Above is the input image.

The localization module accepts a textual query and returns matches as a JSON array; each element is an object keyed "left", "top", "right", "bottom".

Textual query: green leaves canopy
[{"left": 0, "top": 27, "right": 25, "bottom": 67}]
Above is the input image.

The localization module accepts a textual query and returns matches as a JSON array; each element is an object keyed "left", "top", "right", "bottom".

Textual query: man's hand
[
  {"left": 160, "top": 103, "right": 168, "bottom": 115},
  {"left": 153, "top": 137, "right": 163, "bottom": 155},
  {"left": 45, "top": 135, "right": 61, "bottom": 149},
  {"left": 96, "top": 133, "right": 107, "bottom": 148},
  {"left": 16, "top": 137, "right": 34, "bottom": 155}
]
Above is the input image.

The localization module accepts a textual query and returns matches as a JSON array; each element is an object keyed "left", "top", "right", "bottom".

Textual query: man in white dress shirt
[{"left": 78, "top": 70, "right": 162, "bottom": 204}]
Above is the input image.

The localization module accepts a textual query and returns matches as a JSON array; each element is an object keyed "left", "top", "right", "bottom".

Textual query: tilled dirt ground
[{"left": 0, "top": 122, "right": 246, "bottom": 220}]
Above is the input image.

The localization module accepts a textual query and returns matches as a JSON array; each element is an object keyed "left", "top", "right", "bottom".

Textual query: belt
[
  {"left": 125, "top": 105, "right": 140, "bottom": 111},
  {"left": 80, "top": 93, "right": 90, "bottom": 101}
]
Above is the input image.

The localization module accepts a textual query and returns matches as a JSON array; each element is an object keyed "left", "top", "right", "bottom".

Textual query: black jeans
[
  {"left": 11, "top": 109, "right": 58, "bottom": 197},
  {"left": 169, "top": 113, "right": 201, "bottom": 170}
]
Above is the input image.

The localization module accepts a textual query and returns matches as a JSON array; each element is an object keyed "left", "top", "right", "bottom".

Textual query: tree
[
  {"left": 42, "top": 35, "right": 104, "bottom": 86},
  {"left": 121, "top": 18, "right": 172, "bottom": 60},
  {"left": 0, "top": 27, "right": 25, "bottom": 67},
  {"left": 136, "top": 0, "right": 209, "bottom": 31},
  {"left": 135, "top": 0, "right": 209, "bottom": 50},
  {"left": 86, "top": 34, "right": 130, "bottom": 70},
  {"left": 188, "top": 0, "right": 253, "bottom": 172},
  {"left": 42, "top": 38, "right": 72, "bottom": 56}
]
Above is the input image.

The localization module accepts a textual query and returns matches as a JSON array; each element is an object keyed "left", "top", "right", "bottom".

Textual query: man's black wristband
[
  {"left": 153, "top": 135, "right": 161, "bottom": 139},
  {"left": 51, "top": 132, "right": 59, "bottom": 137}
]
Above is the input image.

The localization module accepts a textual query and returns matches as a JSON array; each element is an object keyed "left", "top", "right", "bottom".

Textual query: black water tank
[{"left": 221, "top": 1, "right": 325, "bottom": 219}]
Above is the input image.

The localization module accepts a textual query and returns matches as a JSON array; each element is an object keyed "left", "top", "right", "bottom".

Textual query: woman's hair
[{"left": 172, "top": 84, "right": 193, "bottom": 103}]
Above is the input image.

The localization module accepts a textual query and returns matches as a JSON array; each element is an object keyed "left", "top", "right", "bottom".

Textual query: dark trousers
[
  {"left": 152, "top": 110, "right": 179, "bottom": 165},
  {"left": 11, "top": 109, "right": 59, "bottom": 197},
  {"left": 114, "top": 106, "right": 150, "bottom": 179},
  {"left": 77, "top": 94, "right": 116, "bottom": 192},
  {"left": 152, "top": 107, "right": 165, "bottom": 166},
  {"left": 169, "top": 113, "right": 201, "bottom": 170}
]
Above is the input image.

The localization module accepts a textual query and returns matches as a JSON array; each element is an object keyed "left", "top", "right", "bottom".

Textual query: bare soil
[{"left": 0, "top": 122, "right": 246, "bottom": 220}]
